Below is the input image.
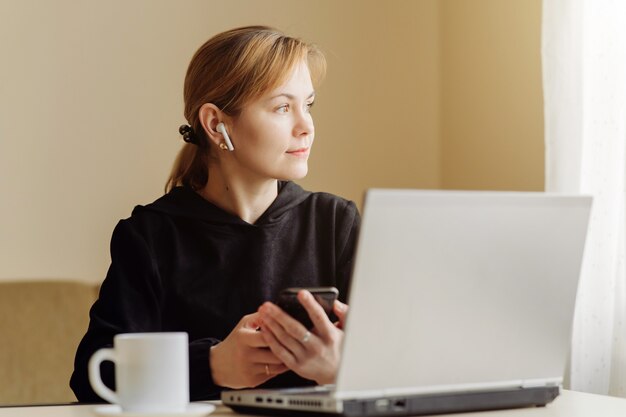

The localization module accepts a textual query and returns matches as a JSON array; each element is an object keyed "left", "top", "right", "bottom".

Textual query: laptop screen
[{"left": 336, "top": 190, "right": 591, "bottom": 396}]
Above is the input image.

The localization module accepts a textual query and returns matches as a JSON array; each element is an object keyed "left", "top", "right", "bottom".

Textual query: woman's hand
[
  {"left": 333, "top": 299, "right": 349, "bottom": 329},
  {"left": 258, "top": 290, "right": 345, "bottom": 385},
  {"left": 210, "top": 312, "right": 288, "bottom": 389}
]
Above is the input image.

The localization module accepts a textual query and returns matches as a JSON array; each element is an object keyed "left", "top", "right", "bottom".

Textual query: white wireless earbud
[{"left": 216, "top": 122, "right": 235, "bottom": 151}]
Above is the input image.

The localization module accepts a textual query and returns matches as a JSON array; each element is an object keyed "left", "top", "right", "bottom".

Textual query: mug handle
[{"left": 88, "top": 348, "right": 119, "bottom": 405}]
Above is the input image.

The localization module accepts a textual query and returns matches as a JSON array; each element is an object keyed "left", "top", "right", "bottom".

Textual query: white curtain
[{"left": 543, "top": 0, "right": 626, "bottom": 395}]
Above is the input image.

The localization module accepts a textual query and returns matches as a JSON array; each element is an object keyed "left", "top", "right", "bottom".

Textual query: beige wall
[
  {"left": 0, "top": 0, "right": 440, "bottom": 282},
  {"left": 299, "top": 0, "right": 441, "bottom": 200},
  {"left": 0, "top": 0, "right": 543, "bottom": 283},
  {"left": 440, "top": 0, "right": 544, "bottom": 191}
]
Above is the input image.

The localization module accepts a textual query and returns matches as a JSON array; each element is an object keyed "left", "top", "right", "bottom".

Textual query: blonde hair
[{"left": 165, "top": 26, "right": 326, "bottom": 192}]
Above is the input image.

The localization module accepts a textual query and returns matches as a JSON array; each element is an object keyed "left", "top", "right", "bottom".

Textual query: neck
[{"left": 200, "top": 165, "right": 279, "bottom": 224}]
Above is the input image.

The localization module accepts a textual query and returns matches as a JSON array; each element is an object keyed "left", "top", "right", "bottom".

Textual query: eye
[
  {"left": 276, "top": 104, "right": 289, "bottom": 113},
  {"left": 306, "top": 101, "right": 315, "bottom": 112}
]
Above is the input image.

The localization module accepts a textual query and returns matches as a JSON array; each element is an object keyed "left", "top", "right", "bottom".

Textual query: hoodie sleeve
[{"left": 69, "top": 219, "right": 223, "bottom": 402}]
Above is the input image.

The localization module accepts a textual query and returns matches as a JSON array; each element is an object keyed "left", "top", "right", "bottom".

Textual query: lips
[{"left": 286, "top": 147, "right": 310, "bottom": 157}]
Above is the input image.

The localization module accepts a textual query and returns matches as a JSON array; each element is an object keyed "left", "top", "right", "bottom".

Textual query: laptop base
[{"left": 226, "top": 386, "right": 559, "bottom": 417}]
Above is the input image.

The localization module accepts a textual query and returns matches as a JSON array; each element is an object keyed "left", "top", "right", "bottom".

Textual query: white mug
[{"left": 88, "top": 332, "right": 189, "bottom": 413}]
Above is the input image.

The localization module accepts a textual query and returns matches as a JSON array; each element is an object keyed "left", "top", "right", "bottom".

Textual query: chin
[{"left": 278, "top": 164, "right": 309, "bottom": 180}]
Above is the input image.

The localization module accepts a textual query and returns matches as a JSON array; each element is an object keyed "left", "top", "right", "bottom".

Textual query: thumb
[
  {"left": 241, "top": 312, "right": 263, "bottom": 329},
  {"left": 333, "top": 300, "right": 349, "bottom": 329}
]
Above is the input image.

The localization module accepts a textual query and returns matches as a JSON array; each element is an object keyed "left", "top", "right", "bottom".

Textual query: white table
[{"left": 1, "top": 390, "right": 626, "bottom": 417}]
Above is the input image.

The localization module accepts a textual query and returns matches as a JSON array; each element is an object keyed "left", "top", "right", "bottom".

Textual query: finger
[
  {"left": 261, "top": 302, "right": 303, "bottom": 331},
  {"left": 248, "top": 363, "right": 290, "bottom": 388},
  {"left": 241, "top": 312, "right": 263, "bottom": 329},
  {"left": 260, "top": 302, "right": 312, "bottom": 347},
  {"left": 298, "top": 290, "right": 335, "bottom": 339},
  {"left": 251, "top": 363, "right": 289, "bottom": 387},
  {"left": 273, "top": 364, "right": 289, "bottom": 374},
  {"left": 333, "top": 300, "right": 349, "bottom": 329},
  {"left": 247, "top": 347, "right": 287, "bottom": 365},
  {"left": 239, "top": 327, "right": 270, "bottom": 348},
  {"left": 254, "top": 363, "right": 289, "bottom": 377},
  {"left": 260, "top": 323, "right": 298, "bottom": 368},
  {"left": 261, "top": 312, "right": 308, "bottom": 357}
]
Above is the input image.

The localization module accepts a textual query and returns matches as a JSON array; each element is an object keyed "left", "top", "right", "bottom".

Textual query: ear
[{"left": 198, "top": 103, "right": 227, "bottom": 147}]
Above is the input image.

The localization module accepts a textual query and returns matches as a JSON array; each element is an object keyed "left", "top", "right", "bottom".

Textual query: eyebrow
[{"left": 267, "top": 91, "right": 316, "bottom": 101}]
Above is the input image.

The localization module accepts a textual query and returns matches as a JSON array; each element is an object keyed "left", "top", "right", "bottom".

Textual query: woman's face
[{"left": 227, "top": 61, "right": 315, "bottom": 181}]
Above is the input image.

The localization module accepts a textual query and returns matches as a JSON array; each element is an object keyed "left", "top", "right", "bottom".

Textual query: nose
[{"left": 293, "top": 109, "right": 314, "bottom": 139}]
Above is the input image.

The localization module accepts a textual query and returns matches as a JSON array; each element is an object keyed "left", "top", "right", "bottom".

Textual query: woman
[{"left": 70, "top": 26, "right": 360, "bottom": 401}]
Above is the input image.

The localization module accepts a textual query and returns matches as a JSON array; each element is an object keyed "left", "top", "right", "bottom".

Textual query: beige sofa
[{"left": 0, "top": 280, "right": 99, "bottom": 406}]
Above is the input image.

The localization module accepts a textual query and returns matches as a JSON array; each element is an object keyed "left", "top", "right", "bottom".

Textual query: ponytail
[{"left": 165, "top": 143, "right": 208, "bottom": 192}]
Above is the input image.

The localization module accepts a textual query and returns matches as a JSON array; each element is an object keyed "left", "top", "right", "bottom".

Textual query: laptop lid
[{"left": 335, "top": 190, "right": 591, "bottom": 398}]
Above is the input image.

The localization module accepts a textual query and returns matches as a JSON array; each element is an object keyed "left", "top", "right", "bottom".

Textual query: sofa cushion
[{"left": 0, "top": 280, "right": 98, "bottom": 405}]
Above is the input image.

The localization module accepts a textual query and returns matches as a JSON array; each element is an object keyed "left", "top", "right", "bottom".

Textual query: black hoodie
[{"left": 70, "top": 181, "right": 360, "bottom": 401}]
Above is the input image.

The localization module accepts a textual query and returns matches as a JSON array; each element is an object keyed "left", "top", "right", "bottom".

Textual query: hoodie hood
[{"left": 133, "top": 181, "right": 311, "bottom": 227}]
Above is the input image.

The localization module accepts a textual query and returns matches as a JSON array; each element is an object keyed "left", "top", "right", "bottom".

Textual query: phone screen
[{"left": 276, "top": 287, "right": 339, "bottom": 329}]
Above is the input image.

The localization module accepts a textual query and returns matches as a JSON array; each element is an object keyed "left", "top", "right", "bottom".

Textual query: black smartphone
[{"left": 276, "top": 287, "right": 339, "bottom": 329}]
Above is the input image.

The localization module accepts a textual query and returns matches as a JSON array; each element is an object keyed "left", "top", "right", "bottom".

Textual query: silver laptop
[{"left": 222, "top": 189, "right": 592, "bottom": 416}]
